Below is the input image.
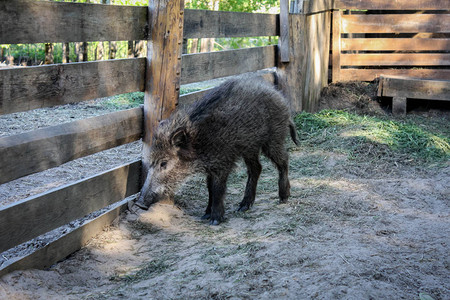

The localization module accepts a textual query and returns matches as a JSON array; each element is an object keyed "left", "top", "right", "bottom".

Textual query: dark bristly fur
[{"left": 135, "top": 76, "right": 299, "bottom": 225}]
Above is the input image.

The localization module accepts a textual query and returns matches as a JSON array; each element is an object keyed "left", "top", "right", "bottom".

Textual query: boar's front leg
[
  {"left": 201, "top": 174, "right": 214, "bottom": 220},
  {"left": 206, "top": 171, "right": 230, "bottom": 225}
]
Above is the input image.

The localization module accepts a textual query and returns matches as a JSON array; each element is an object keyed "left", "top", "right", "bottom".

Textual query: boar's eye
[{"left": 160, "top": 161, "right": 168, "bottom": 169}]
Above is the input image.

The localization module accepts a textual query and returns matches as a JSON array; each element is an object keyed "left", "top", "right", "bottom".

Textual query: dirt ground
[{"left": 0, "top": 82, "right": 449, "bottom": 299}]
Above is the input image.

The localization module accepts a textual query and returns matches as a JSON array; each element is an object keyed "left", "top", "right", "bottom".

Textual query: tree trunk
[
  {"left": 62, "top": 43, "right": 70, "bottom": 63},
  {"left": 45, "top": 43, "right": 54, "bottom": 64}
]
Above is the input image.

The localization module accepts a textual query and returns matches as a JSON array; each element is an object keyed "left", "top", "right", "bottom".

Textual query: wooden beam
[
  {"left": 334, "top": 0, "right": 449, "bottom": 10},
  {"left": 0, "top": 58, "right": 146, "bottom": 115},
  {"left": 339, "top": 69, "right": 450, "bottom": 82},
  {"left": 0, "top": 160, "right": 140, "bottom": 254},
  {"left": 180, "top": 46, "right": 277, "bottom": 85},
  {"left": 142, "top": 0, "right": 185, "bottom": 174},
  {"left": 341, "top": 53, "right": 450, "bottom": 66},
  {"left": 184, "top": 9, "right": 278, "bottom": 39},
  {"left": 0, "top": 0, "right": 147, "bottom": 44},
  {"left": 279, "top": 0, "right": 290, "bottom": 62},
  {"left": 178, "top": 88, "right": 215, "bottom": 107},
  {"left": 0, "top": 108, "right": 143, "bottom": 184},
  {"left": 341, "top": 14, "right": 450, "bottom": 34},
  {"left": 342, "top": 38, "right": 450, "bottom": 52},
  {"left": 379, "top": 76, "right": 450, "bottom": 101},
  {"left": 302, "top": 0, "right": 334, "bottom": 14},
  {"left": 0, "top": 196, "right": 132, "bottom": 276},
  {"left": 332, "top": 10, "right": 342, "bottom": 83}
]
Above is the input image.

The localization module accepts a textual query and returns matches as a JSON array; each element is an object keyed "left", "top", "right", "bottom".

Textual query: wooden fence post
[
  {"left": 142, "top": 0, "right": 185, "bottom": 174},
  {"left": 332, "top": 9, "right": 341, "bottom": 82}
]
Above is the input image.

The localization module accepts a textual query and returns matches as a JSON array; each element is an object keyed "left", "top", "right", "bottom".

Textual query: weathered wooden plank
[
  {"left": 341, "top": 14, "right": 450, "bottom": 34},
  {"left": 339, "top": 69, "right": 450, "bottom": 82},
  {"left": 0, "top": 108, "right": 143, "bottom": 184},
  {"left": 142, "top": 0, "right": 185, "bottom": 176},
  {"left": 302, "top": 0, "right": 334, "bottom": 14},
  {"left": 0, "top": 0, "right": 147, "bottom": 44},
  {"left": 280, "top": 0, "right": 290, "bottom": 62},
  {"left": 342, "top": 38, "right": 450, "bottom": 51},
  {"left": 178, "top": 88, "right": 215, "bottom": 107},
  {"left": 380, "top": 76, "right": 450, "bottom": 101},
  {"left": 0, "top": 58, "right": 146, "bottom": 115},
  {"left": 184, "top": 9, "right": 278, "bottom": 39},
  {"left": 332, "top": 10, "right": 342, "bottom": 83},
  {"left": 0, "top": 196, "right": 131, "bottom": 276},
  {"left": 341, "top": 53, "right": 450, "bottom": 66},
  {"left": 392, "top": 96, "right": 407, "bottom": 116},
  {"left": 0, "top": 160, "right": 140, "bottom": 254},
  {"left": 335, "top": 0, "right": 449, "bottom": 10},
  {"left": 180, "top": 46, "right": 277, "bottom": 85}
]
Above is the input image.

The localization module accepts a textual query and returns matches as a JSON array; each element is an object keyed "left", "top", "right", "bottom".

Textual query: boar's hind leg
[
  {"left": 208, "top": 171, "right": 230, "bottom": 225},
  {"left": 262, "top": 143, "right": 291, "bottom": 203},
  {"left": 238, "top": 152, "right": 262, "bottom": 212}
]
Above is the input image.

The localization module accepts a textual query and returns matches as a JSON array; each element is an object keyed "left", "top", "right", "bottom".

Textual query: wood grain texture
[
  {"left": 0, "top": 58, "right": 146, "bottom": 115},
  {"left": 332, "top": 10, "right": 342, "bottom": 83},
  {"left": 335, "top": 0, "right": 449, "bottom": 10},
  {"left": 379, "top": 76, "right": 450, "bottom": 101},
  {"left": 142, "top": 0, "right": 185, "bottom": 175},
  {"left": 0, "top": 160, "right": 140, "bottom": 254},
  {"left": 302, "top": 0, "right": 334, "bottom": 14},
  {"left": 180, "top": 46, "right": 277, "bottom": 85},
  {"left": 279, "top": 0, "right": 290, "bottom": 62},
  {"left": 341, "top": 38, "right": 450, "bottom": 51},
  {"left": 178, "top": 88, "right": 215, "bottom": 107},
  {"left": 0, "top": 0, "right": 148, "bottom": 44},
  {"left": 0, "top": 108, "right": 143, "bottom": 184},
  {"left": 341, "top": 53, "right": 450, "bottom": 66},
  {"left": 341, "top": 14, "right": 450, "bottom": 34},
  {"left": 184, "top": 9, "right": 278, "bottom": 39},
  {"left": 339, "top": 69, "right": 450, "bottom": 81},
  {"left": 0, "top": 196, "right": 132, "bottom": 276}
]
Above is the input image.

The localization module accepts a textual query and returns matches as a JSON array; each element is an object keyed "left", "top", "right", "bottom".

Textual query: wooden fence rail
[
  {"left": 332, "top": 1, "right": 450, "bottom": 82},
  {"left": 2, "top": 0, "right": 315, "bottom": 276}
]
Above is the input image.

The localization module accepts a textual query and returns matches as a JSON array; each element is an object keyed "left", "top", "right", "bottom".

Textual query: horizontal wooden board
[
  {"left": 0, "top": 196, "right": 131, "bottom": 276},
  {"left": 0, "top": 0, "right": 147, "bottom": 44},
  {"left": 184, "top": 9, "right": 278, "bottom": 39},
  {"left": 335, "top": 0, "right": 450, "bottom": 10},
  {"left": 180, "top": 46, "right": 277, "bottom": 85},
  {"left": 379, "top": 76, "right": 450, "bottom": 100},
  {"left": 0, "top": 108, "right": 143, "bottom": 184},
  {"left": 339, "top": 69, "right": 450, "bottom": 81},
  {"left": 178, "top": 88, "right": 214, "bottom": 107},
  {"left": 342, "top": 38, "right": 450, "bottom": 51},
  {"left": 341, "top": 14, "right": 450, "bottom": 34},
  {"left": 0, "top": 58, "right": 146, "bottom": 115},
  {"left": 0, "top": 160, "right": 140, "bottom": 254},
  {"left": 341, "top": 53, "right": 450, "bottom": 66},
  {"left": 302, "top": 0, "right": 334, "bottom": 14}
]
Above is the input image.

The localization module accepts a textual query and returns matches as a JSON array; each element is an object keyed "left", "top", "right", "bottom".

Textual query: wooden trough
[{"left": 378, "top": 75, "right": 450, "bottom": 115}]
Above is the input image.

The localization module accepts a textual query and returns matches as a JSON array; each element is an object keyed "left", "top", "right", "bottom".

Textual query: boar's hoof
[
  {"left": 279, "top": 198, "right": 288, "bottom": 204},
  {"left": 209, "top": 219, "right": 221, "bottom": 226},
  {"left": 134, "top": 201, "right": 150, "bottom": 210},
  {"left": 201, "top": 213, "right": 211, "bottom": 220},
  {"left": 237, "top": 203, "right": 251, "bottom": 212}
]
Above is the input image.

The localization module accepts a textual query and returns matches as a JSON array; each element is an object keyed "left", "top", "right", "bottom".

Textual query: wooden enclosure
[
  {"left": 0, "top": 0, "right": 332, "bottom": 276},
  {"left": 332, "top": 0, "right": 450, "bottom": 82}
]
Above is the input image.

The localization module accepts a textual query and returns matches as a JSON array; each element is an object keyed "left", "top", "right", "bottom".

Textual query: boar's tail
[{"left": 289, "top": 120, "right": 299, "bottom": 146}]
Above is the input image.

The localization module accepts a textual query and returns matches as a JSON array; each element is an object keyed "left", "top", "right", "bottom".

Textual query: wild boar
[{"left": 135, "top": 76, "right": 298, "bottom": 225}]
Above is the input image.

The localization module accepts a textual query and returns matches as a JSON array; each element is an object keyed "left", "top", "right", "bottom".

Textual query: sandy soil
[{"left": 0, "top": 82, "right": 449, "bottom": 300}]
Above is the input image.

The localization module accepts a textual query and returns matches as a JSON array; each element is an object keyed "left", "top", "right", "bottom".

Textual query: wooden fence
[
  {"left": 0, "top": 0, "right": 332, "bottom": 276},
  {"left": 332, "top": 0, "right": 450, "bottom": 82}
]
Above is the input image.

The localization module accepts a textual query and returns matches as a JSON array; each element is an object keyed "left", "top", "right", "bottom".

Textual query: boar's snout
[{"left": 135, "top": 188, "right": 161, "bottom": 210}]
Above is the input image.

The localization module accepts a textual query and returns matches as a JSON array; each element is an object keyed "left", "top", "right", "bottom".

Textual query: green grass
[
  {"left": 98, "top": 87, "right": 206, "bottom": 110},
  {"left": 294, "top": 110, "right": 450, "bottom": 164}
]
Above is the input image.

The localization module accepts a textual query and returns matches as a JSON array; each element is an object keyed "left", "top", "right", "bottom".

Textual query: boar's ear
[{"left": 170, "top": 127, "right": 189, "bottom": 149}]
